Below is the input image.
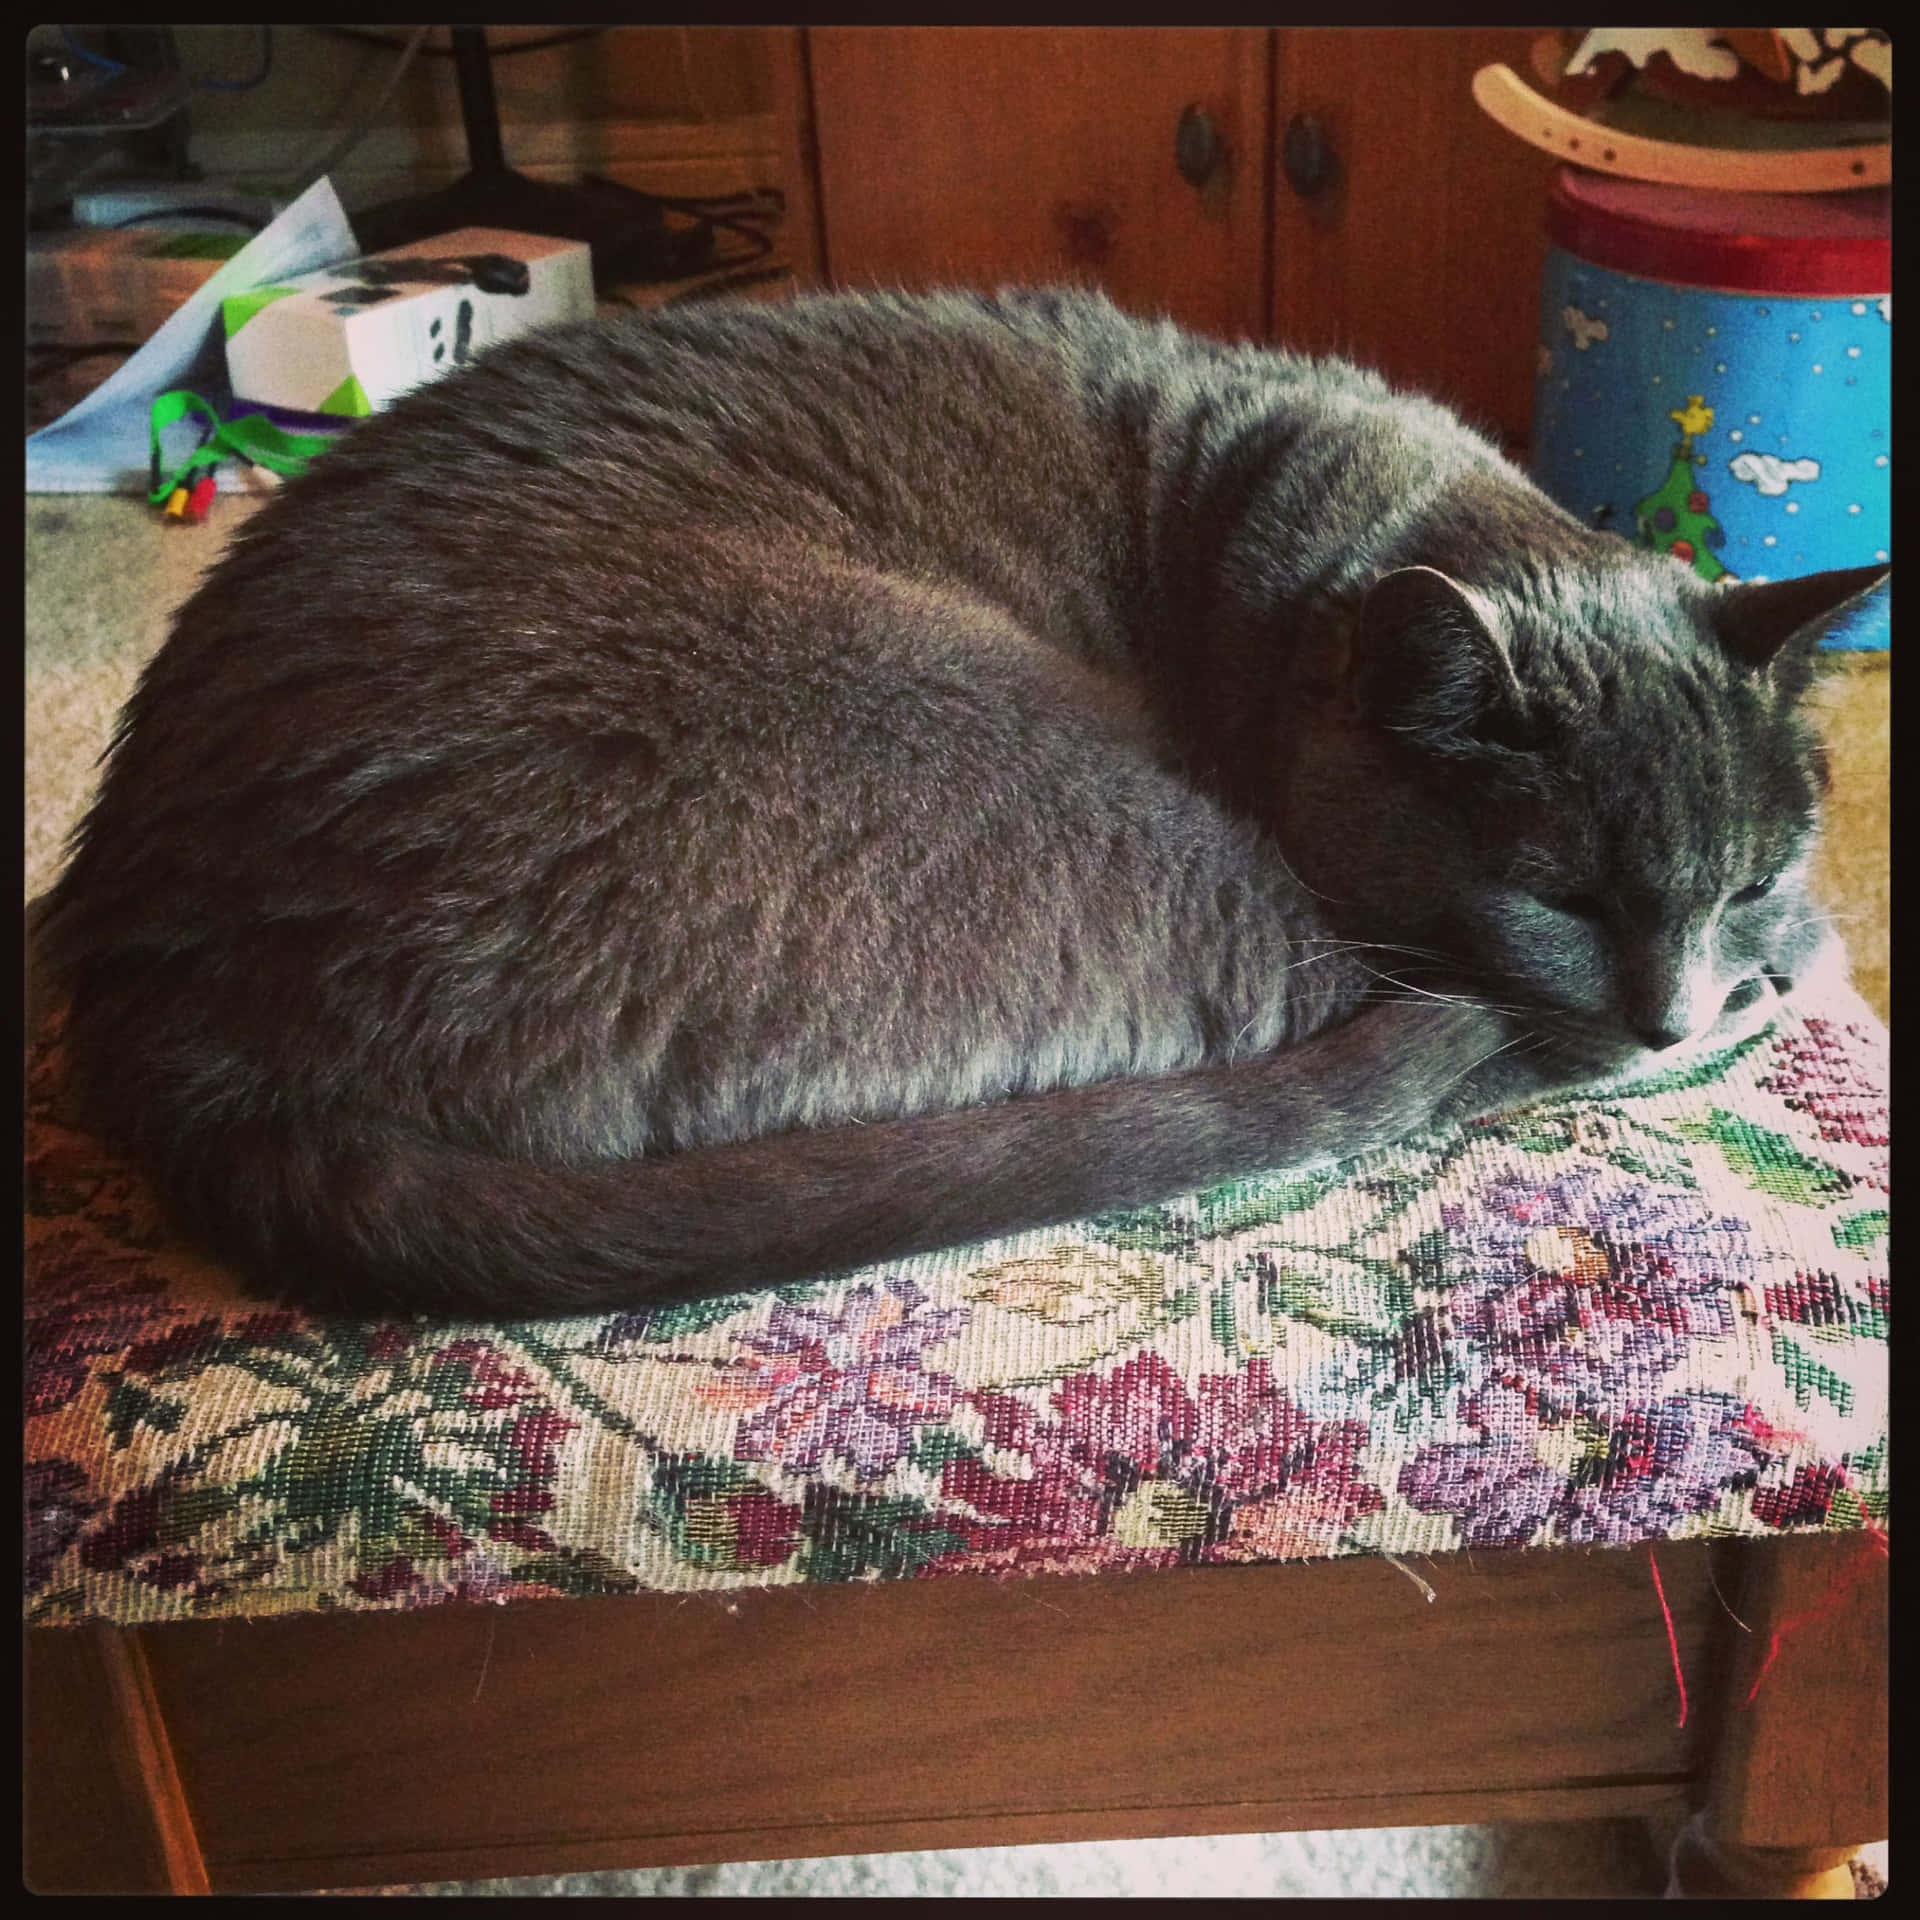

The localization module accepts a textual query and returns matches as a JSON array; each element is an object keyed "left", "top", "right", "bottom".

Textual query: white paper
[{"left": 25, "top": 177, "right": 360, "bottom": 496}]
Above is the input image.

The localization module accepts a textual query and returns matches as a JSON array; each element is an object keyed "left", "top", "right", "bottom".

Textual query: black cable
[
  {"left": 196, "top": 26, "right": 273, "bottom": 91},
  {"left": 316, "top": 27, "right": 607, "bottom": 59},
  {"left": 593, "top": 189, "right": 783, "bottom": 220},
  {"left": 281, "top": 26, "right": 431, "bottom": 197},
  {"left": 702, "top": 216, "right": 776, "bottom": 266},
  {"left": 575, "top": 176, "right": 785, "bottom": 271},
  {"left": 661, "top": 265, "right": 794, "bottom": 305},
  {"left": 62, "top": 23, "right": 275, "bottom": 92},
  {"left": 637, "top": 185, "right": 786, "bottom": 208},
  {"left": 60, "top": 28, "right": 125, "bottom": 75}
]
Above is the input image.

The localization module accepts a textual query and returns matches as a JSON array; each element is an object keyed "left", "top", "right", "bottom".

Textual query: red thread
[
  {"left": 1647, "top": 1545, "right": 1688, "bottom": 1728},
  {"left": 1741, "top": 1465, "right": 1889, "bottom": 1710}
]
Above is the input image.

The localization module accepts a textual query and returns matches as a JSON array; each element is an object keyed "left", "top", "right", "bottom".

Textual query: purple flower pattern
[
  {"left": 1430, "top": 1164, "right": 1750, "bottom": 1425},
  {"left": 1401, "top": 1382, "right": 1775, "bottom": 1549},
  {"left": 724, "top": 1279, "right": 968, "bottom": 1481}
]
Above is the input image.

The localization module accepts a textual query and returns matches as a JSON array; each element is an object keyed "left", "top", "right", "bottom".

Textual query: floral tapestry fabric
[{"left": 25, "top": 987, "right": 1888, "bottom": 1625}]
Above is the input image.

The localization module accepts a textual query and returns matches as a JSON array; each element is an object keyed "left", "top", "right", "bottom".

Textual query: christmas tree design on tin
[{"left": 1634, "top": 395, "right": 1734, "bottom": 583}]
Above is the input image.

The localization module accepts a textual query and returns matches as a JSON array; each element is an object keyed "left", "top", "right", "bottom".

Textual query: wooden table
[{"left": 24, "top": 1530, "right": 1884, "bottom": 1897}]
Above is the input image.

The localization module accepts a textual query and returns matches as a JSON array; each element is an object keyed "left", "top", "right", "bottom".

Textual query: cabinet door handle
[
  {"left": 1282, "top": 113, "right": 1339, "bottom": 198},
  {"left": 1175, "top": 104, "right": 1226, "bottom": 188}
]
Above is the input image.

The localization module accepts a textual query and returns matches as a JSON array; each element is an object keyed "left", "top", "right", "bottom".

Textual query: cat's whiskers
[
  {"left": 1227, "top": 1012, "right": 1261, "bottom": 1064},
  {"left": 1268, "top": 843, "right": 1340, "bottom": 905},
  {"left": 1347, "top": 959, "right": 1534, "bottom": 1021},
  {"left": 1449, "top": 1028, "right": 1542, "bottom": 1094},
  {"left": 1283, "top": 936, "right": 1452, "bottom": 965},
  {"left": 1279, "top": 940, "right": 1388, "bottom": 972},
  {"left": 1772, "top": 910, "right": 1858, "bottom": 935},
  {"left": 1351, "top": 987, "right": 1539, "bottom": 1021}
]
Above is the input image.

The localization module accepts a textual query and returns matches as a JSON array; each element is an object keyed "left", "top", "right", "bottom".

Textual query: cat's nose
[{"left": 1633, "top": 1023, "right": 1691, "bottom": 1052}]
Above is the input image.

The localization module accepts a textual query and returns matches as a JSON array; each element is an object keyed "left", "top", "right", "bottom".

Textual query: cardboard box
[
  {"left": 223, "top": 226, "right": 594, "bottom": 417},
  {"left": 28, "top": 225, "right": 247, "bottom": 347}
]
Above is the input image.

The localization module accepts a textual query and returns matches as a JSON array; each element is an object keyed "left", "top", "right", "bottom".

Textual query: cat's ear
[
  {"left": 1710, "top": 564, "right": 1890, "bottom": 673},
  {"left": 1351, "top": 566, "right": 1533, "bottom": 755}
]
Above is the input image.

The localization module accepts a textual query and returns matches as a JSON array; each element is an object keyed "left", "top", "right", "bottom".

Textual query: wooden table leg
[
  {"left": 1666, "top": 1816, "right": 1857, "bottom": 1899},
  {"left": 1666, "top": 1533, "right": 1887, "bottom": 1900},
  {"left": 24, "top": 1624, "right": 208, "bottom": 1895}
]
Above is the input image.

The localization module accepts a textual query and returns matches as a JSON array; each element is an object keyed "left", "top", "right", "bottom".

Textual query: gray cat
[{"left": 34, "top": 287, "right": 1886, "bottom": 1316}]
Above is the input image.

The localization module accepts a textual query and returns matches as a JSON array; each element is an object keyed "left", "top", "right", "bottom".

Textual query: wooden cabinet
[
  {"left": 1269, "top": 29, "right": 1558, "bottom": 448},
  {"left": 805, "top": 28, "right": 1271, "bottom": 343},
  {"left": 795, "top": 27, "right": 1554, "bottom": 450}
]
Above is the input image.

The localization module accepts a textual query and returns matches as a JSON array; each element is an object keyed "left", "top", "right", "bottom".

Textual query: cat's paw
[
  {"left": 1430, "top": 1007, "right": 1589, "bottom": 1126},
  {"left": 1339, "top": 998, "right": 1540, "bottom": 1141}
]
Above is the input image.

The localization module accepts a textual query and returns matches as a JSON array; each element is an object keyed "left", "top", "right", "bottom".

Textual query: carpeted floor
[
  {"left": 325, "top": 1822, "right": 1677, "bottom": 1898},
  {"left": 24, "top": 493, "right": 1889, "bottom": 1897},
  {"left": 26, "top": 493, "right": 280, "bottom": 902}
]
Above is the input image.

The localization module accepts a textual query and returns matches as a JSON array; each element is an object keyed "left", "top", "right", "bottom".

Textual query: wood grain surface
[
  {"left": 807, "top": 27, "right": 1272, "bottom": 342},
  {"left": 31, "top": 1541, "right": 1738, "bottom": 1893}
]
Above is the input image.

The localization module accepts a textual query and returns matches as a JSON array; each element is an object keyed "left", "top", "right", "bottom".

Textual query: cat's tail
[{"left": 160, "top": 1000, "right": 1514, "bottom": 1316}]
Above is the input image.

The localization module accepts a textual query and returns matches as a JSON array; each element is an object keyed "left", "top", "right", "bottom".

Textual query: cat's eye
[
  {"left": 1542, "top": 891, "right": 1606, "bottom": 921},
  {"left": 1732, "top": 873, "right": 1779, "bottom": 905}
]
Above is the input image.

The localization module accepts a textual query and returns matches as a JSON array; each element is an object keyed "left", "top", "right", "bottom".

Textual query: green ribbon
[{"left": 148, "top": 390, "right": 342, "bottom": 506}]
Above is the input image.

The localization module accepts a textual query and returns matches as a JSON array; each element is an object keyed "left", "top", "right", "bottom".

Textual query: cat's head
[{"left": 1283, "top": 554, "right": 1888, "bottom": 1066}]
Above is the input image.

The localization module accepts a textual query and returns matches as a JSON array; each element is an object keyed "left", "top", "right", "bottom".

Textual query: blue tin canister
[{"left": 1531, "top": 171, "right": 1889, "bottom": 647}]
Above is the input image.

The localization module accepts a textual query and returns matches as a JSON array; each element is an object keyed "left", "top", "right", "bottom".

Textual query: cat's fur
[{"left": 34, "top": 288, "right": 1886, "bottom": 1315}]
